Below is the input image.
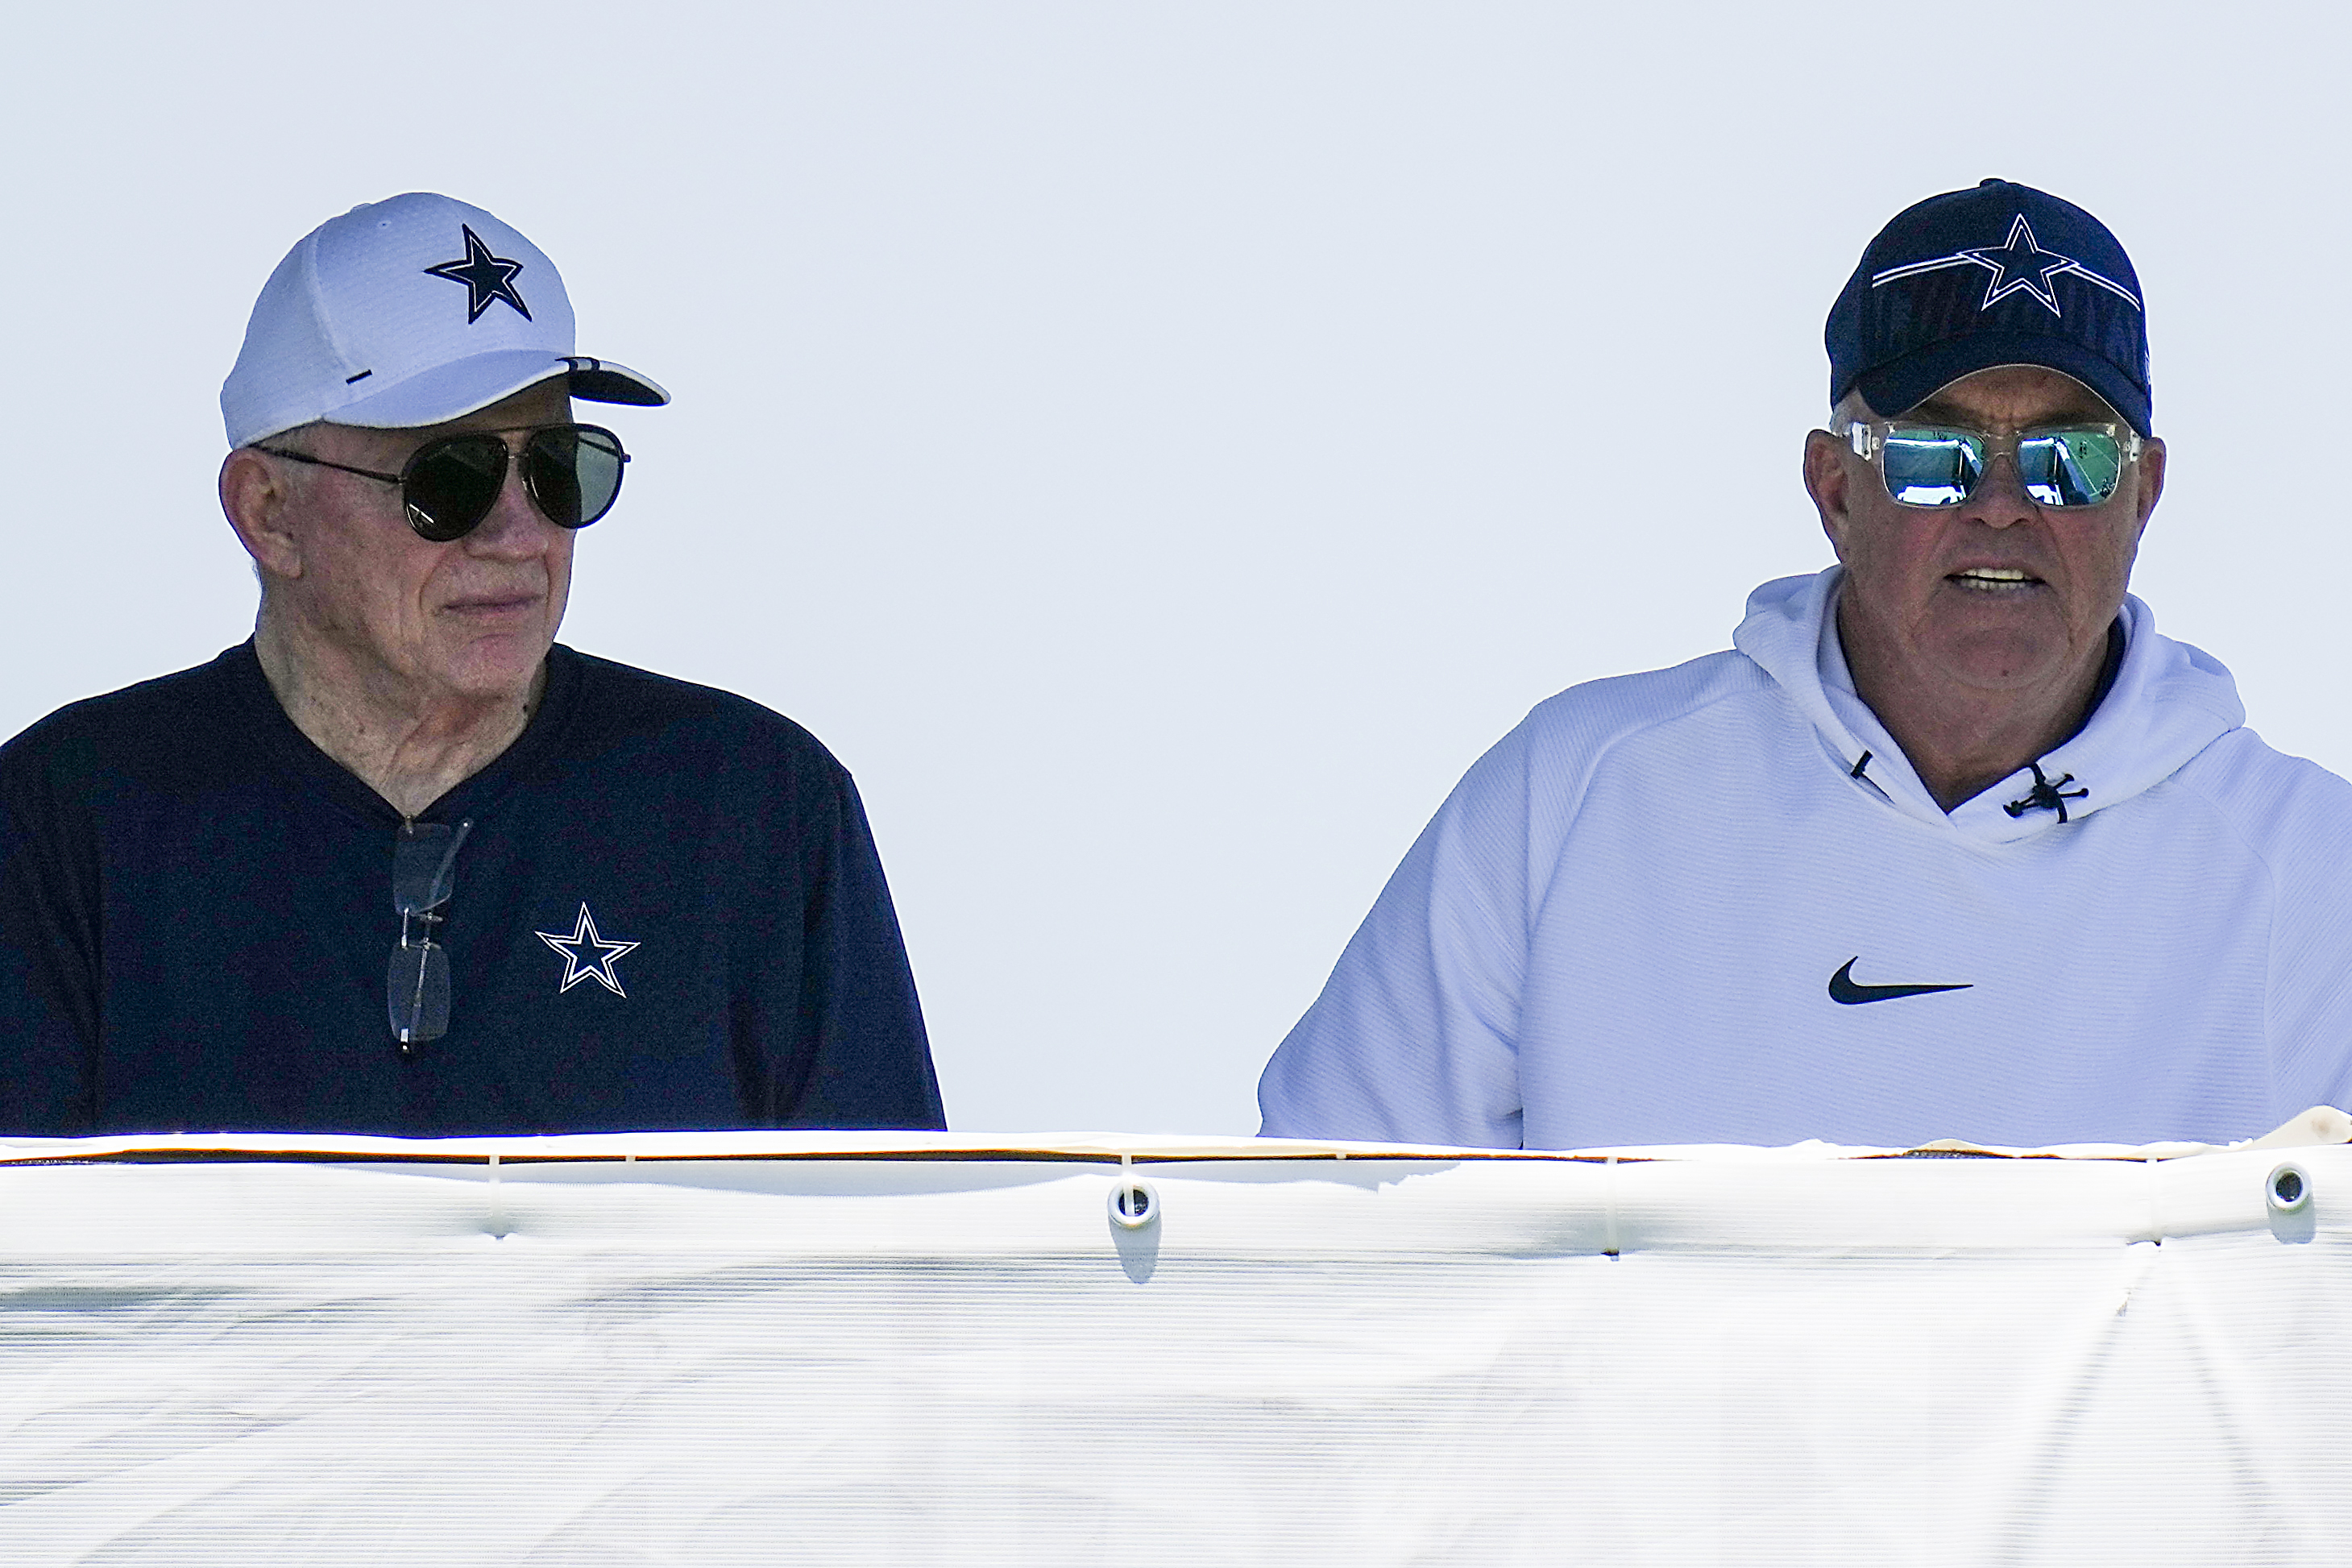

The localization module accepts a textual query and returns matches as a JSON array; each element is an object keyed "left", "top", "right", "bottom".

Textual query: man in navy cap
[
  {"left": 1260, "top": 180, "right": 2352, "bottom": 1150},
  {"left": 0, "top": 194, "right": 944, "bottom": 1136}
]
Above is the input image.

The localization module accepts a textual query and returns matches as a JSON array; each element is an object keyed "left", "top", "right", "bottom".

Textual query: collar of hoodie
[{"left": 1731, "top": 567, "right": 2246, "bottom": 844}]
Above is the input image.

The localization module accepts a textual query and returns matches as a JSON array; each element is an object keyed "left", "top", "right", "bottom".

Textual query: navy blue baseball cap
[{"left": 1827, "top": 180, "right": 2151, "bottom": 436}]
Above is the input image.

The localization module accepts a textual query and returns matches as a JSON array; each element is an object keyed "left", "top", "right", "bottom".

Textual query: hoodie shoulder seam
[
  {"left": 1520, "top": 651, "right": 1773, "bottom": 757},
  {"left": 1517, "top": 653, "right": 1782, "bottom": 825},
  {"left": 1516, "top": 657, "right": 1780, "bottom": 933}
]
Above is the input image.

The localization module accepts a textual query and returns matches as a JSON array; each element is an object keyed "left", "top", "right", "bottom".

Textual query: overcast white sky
[{"left": 3, "top": 4, "right": 2346, "bottom": 1133}]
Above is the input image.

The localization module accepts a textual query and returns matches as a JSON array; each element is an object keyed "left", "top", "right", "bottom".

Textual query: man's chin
[
  {"left": 432, "top": 632, "right": 553, "bottom": 703},
  {"left": 1927, "top": 633, "right": 2080, "bottom": 694}
]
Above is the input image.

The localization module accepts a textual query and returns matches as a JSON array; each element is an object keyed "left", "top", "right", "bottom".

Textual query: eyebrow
[
  {"left": 1900, "top": 380, "right": 2126, "bottom": 421},
  {"left": 1908, "top": 396, "right": 2114, "bottom": 426}
]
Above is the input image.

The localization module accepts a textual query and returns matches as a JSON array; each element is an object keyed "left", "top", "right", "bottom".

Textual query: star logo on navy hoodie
[{"left": 535, "top": 903, "right": 639, "bottom": 997}]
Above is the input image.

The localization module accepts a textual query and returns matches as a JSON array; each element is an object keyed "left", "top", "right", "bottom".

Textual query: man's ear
[
  {"left": 220, "top": 448, "right": 305, "bottom": 580},
  {"left": 2133, "top": 435, "right": 2167, "bottom": 535},
  {"left": 1803, "top": 427, "right": 1856, "bottom": 563}
]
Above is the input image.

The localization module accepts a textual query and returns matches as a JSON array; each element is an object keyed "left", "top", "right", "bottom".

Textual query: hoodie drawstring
[{"left": 2003, "top": 761, "right": 2089, "bottom": 823}]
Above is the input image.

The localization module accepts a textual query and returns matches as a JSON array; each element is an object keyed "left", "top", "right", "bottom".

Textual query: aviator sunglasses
[
  {"left": 1841, "top": 420, "right": 2142, "bottom": 510},
  {"left": 256, "top": 424, "right": 630, "bottom": 542}
]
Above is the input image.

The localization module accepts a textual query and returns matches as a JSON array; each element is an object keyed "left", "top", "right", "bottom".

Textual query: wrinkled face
[
  {"left": 270, "top": 380, "right": 578, "bottom": 703},
  {"left": 1806, "top": 364, "right": 2166, "bottom": 695}
]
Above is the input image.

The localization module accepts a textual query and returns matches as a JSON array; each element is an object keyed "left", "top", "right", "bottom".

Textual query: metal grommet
[
  {"left": 2267, "top": 1162, "right": 2312, "bottom": 1215},
  {"left": 1108, "top": 1178, "right": 1159, "bottom": 1229}
]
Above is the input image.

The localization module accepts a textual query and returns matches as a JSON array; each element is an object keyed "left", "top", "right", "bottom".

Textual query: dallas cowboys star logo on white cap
[
  {"left": 536, "top": 903, "right": 639, "bottom": 997},
  {"left": 425, "top": 224, "right": 533, "bottom": 324},
  {"left": 1869, "top": 213, "right": 2141, "bottom": 317}
]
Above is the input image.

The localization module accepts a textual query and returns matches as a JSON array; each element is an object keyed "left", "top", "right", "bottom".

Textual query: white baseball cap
[{"left": 220, "top": 192, "right": 669, "bottom": 449}]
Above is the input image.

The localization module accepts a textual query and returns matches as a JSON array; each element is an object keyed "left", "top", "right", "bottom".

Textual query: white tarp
[{"left": 1, "top": 1122, "right": 2347, "bottom": 1566}]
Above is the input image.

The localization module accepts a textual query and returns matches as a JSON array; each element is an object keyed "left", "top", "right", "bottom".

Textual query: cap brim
[
  {"left": 1856, "top": 331, "right": 2149, "bottom": 437},
  {"left": 562, "top": 356, "right": 669, "bottom": 408},
  {"left": 321, "top": 349, "right": 670, "bottom": 433}
]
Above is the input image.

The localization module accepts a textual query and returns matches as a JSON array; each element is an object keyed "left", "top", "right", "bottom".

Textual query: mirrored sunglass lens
[
  {"left": 2018, "top": 431, "right": 2124, "bottom": 508},
  {"left": 525, "top": 427, "right": 624, "bottom": 529},
  {"left": 404, "top": 438, "right": 508, "bottom": 541},
  {"left": 1880, "top": 428, "right": 1984, "bottom": 506},
  {"left": 387, "top": 940, "right": 452, "bottom": 1043}
]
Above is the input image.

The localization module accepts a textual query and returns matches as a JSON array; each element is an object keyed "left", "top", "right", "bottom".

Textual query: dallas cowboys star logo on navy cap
[
  {"left": 425, "top": 224, "right": 533, "bottom": 323},
  {"left": 1825, "top": 179, "right": 2153, "bottom": 436},
  {"left": 1870, "top": 211, "right": 2140, "bottom": 319}
]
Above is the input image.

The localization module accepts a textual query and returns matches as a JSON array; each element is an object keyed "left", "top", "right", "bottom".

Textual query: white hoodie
[{"left": 1259, "top": 569, "right": 2352, "bottom": 1148}]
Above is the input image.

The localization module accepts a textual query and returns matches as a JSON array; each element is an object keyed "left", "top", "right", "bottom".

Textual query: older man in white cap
[{"left": 0, "top": 193, "right": 944, "bottom": 1135}]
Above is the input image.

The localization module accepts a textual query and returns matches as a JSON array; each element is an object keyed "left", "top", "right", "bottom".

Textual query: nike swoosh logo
[{"left": 1827, "top": 957, "right": 1972, "bottom": 1006}]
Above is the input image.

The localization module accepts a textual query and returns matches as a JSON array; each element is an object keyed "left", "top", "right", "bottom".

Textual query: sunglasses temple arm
[
  {"left": 425, "top": 818, "right": 475, "bottom": 907},
  {"left": 405, "top": 951, "right": 431, "bottom": 1033}
]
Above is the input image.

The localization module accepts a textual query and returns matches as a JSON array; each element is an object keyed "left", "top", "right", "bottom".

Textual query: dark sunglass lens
[
  {"left": 1880, "top": 427, "right": 1983, "bottom": 507},
  {"left": 2018, "top": 431, "right": 2123, "bottom": 508},
  {"left": 403, "top": 437, "right": 509, "bottom": 541},
  {"left": 525, "top": 426, "right": 625, "bottom": 529},
  {"left": 525, "top": 429, "right": 585, "bottom": 528},
  {"left": 388, "top": 940, "right": 452, "bottom": 1044}
]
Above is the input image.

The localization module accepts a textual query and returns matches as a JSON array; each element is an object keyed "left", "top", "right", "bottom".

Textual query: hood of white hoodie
[{"left": 1732, "top": 567, "right": 2246, "bottom": 844}]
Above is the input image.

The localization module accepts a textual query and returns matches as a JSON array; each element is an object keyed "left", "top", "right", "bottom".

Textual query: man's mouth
[
  {"left": 445, "top": 591, "right": 541, "bottom": 614},
  {"left": 1948, "top": 567, "right": 2040, "bottom": 593}
]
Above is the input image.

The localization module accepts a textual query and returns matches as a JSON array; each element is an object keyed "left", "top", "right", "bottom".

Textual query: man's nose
[
  {"left": 1960, "top": 448, "right": 2039, "bottom": 529},
  {"left": 463, "top": 452, "right": 556, "bottom": 555}
]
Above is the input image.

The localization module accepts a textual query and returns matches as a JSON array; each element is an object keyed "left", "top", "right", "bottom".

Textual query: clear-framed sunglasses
[{"left": 1841, "top": 419, "right": 2143, "bottom": 509}]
